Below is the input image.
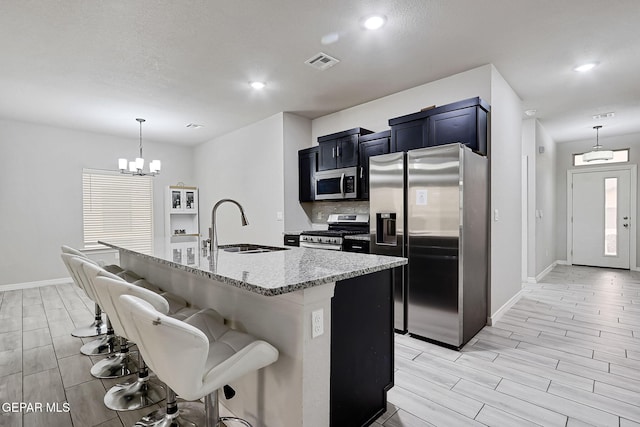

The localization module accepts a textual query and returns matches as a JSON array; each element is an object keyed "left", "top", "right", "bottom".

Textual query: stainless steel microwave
[{"left": 315, "top": 167, "right": 358, "bottom": 200}]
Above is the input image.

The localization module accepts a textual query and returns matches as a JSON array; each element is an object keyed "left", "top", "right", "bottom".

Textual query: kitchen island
[{"left": 99, "top": 241, "right": 406, "bottom": 427}]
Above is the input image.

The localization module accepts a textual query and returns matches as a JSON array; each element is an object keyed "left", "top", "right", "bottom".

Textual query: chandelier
[
  {"left": 582, "top": 125, "right": 613, "bottom": 163},
  {"left": 118, "top": 118, "right": 161, "bottom": 176}
]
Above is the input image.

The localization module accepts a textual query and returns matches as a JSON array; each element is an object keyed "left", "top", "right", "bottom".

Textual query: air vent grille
[{"left": 305, "top": 52, "right": 339, "bottom": 70}]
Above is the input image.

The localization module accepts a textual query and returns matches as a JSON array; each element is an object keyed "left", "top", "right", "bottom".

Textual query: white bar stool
[
  {"left": 90, "top": 274, "right": 171, "bottom": 411},
  {"left": 77, "top": 258, "right": 138, "bottom": 379},
  {"left": 119, "top": 294, "right": 279, "bottom": 427},
  {"left": 60, "top": 247, "right": 112, "bottom": 337}
]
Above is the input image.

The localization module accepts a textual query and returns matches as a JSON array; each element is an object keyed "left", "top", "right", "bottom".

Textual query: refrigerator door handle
[{"left": 340, "top": 173, "right": 345, "bottom": 195}]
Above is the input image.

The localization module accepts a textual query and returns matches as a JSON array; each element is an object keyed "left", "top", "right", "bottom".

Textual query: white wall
[
  {"left": 555, "top": 132, "right": 640, "bottom": 266},
  {"left": 0, "top": 118, "right": 194, "bottom": 286},
  {"left": 522, "top": 119, "right": 536, "bottom": 279},
  {"left": 312, "top": 66, "right": 492, "bottom": 139},
  {"left": 283, "top": 113, "right": 313, "bottom": 232},
  {"left": 534, "top": 121, "right": 557, "bottom": 275},
  {"left": 194, "top": 113, "right": 285, "bottom": 247},
  {"left": 489, "top": 66, "right": 523, "bottom": 316}
]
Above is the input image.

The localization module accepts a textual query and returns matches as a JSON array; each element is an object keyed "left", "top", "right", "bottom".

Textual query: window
[
  {"left": 82, "top": 169, "right": 153, "bottom": 254},
  {"left": 573, "top": 148, "right": 629, "bottom": 166}
]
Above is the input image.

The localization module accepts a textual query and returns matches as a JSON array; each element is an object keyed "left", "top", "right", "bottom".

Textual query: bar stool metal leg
[
  {"left": 71, "top": 303, "right": 107, "bottom": 337},
  {"left": 103, "top": 351, "right": 165, "bottom": 411},
  {"left": 90, "top": 336, "right": 138, "bottom": 379},
  {"left": 80, "top": 316, "right": 117, "bottom": 356},
  {"left": 134, "top": 388, "right": 205, "bottom": 427},
  {"left": 205, "top": 390, "right": 252, "bottom": 427}
]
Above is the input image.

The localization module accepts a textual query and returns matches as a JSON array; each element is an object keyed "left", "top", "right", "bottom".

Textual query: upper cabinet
[
  {"left": 298, "top": 147, "right": 318, "bottom": 202},
  {"left": 317, "top": 128, "right": 372, "bottom": 171},
  {"left": 389, "top": 97, "right": 490, "bottom": 155},
  {"left": 358, "top": 131, "right": 390, "bottom": 200}
]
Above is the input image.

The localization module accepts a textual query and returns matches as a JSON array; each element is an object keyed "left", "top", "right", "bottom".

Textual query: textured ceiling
[{"left": 0, "top": 0, "right": 639, "bottom": 145}]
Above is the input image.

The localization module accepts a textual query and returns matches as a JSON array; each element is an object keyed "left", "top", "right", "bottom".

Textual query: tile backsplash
[{"left": 310, "top": 200, "right": 370, "bottom": 225}]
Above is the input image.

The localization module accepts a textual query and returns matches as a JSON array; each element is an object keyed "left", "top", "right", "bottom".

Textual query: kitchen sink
[{"left": 220, "top": 244, "right": 289, "bottom": 254}]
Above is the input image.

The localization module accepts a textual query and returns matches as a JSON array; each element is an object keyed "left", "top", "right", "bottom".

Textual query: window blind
[{"left": 82, "top": 170, "right": 153, "bottom": 254}]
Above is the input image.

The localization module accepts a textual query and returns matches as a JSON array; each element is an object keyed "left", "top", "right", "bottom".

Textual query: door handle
[
  {"left": 340, "top": 173, "right": 345, "bottom": 196},
  {"left": 624, "top": 223, "right": 629, "bottom": 228}
]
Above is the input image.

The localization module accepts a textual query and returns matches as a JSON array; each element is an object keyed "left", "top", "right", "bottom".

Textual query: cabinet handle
[
  {"left": 337, "top": 146, "right": 341, "bottom": 157},
  {"left": 332, "top": 147, "right": 336, "bottom": 158},
  {"left": 360, "top": 166, "right": 363, "bottom": 179},
  {"left": 352, "top": 245, "right": 363, "bottom": 249}
]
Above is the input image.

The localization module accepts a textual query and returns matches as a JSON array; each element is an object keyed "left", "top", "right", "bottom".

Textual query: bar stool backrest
[
  {"left": 61, "top": 245, "right": 87, "bottom": 258},
  {"left": 119, "top": 294, "right": 210, "bottom": 400},
  {"left": 63, "top": 253, "right": 100, "bottom": 302},
  {"left": 94, "top": 275, "right": 170, "bottom": 342}
]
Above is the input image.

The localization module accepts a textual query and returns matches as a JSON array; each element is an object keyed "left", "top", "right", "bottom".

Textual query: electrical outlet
[{"left": 312, "top": 309, "right": 323, "bottom": 338}]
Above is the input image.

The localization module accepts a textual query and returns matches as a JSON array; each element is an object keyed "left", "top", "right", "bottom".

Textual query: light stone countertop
[{"left": 100, "top": 240, "right": 406, "bottom": 297}]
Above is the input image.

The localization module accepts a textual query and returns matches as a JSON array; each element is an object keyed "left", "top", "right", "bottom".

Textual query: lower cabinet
[
  {"left": 331, "top": 269, "right": 393, "bottom": 426},
  {"left": 343, "top": 239, "right": 370, "bottom": 253},
  {"left": 283, "top": 234, "right": 300, "bottom": 247}
]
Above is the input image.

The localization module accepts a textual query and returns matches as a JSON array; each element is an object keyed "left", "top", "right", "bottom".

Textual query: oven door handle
[
  {"left": 300, "top": 241, "right": 342, "bottom": 251},
  {"left": 340, "top": 173, "right": 345, "bottom": 196}
]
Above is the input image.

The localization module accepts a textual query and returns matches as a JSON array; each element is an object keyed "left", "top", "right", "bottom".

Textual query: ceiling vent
[
  {"left": 305, "top": 52, "right": 339, "bottom": 70},
  {"left": 592, "top": 112, "right": 615, "bottom": 120}
]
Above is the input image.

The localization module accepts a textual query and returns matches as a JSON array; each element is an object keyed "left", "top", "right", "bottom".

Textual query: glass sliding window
[{"left": 604, "top": 177, "right": 617, "bottom": 256}]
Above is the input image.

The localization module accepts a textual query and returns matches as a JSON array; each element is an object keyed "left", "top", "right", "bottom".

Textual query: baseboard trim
[
  {"left": 487, "top": 288, "right": 525, "bottom": 326},
  {"left": 535, "top": 261, "right": 557, "bottom": 283},
  {"left": 0, "top": 277, "right": 71, "bottom": 292}
]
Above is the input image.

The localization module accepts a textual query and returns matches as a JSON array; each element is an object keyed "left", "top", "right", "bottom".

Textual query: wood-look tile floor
[{"left": 1, "top": 264, "right": 639, "bottom": 426}]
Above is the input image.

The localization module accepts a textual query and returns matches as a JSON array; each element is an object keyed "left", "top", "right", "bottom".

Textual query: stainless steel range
[{"left": 300, "top": 214, "right": 369, "bottom": 251}]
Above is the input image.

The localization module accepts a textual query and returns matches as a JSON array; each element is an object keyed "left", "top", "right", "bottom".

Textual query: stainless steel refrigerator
[{"left": 369, "top": 143, "right": 488, "bottom": 348}]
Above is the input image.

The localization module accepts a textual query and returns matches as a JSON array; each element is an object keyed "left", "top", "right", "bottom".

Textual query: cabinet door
[
  {"left": 298, "top": 147, "right": 318, "bottom": 202},
  {"left": 390, "top": 120, "right": 426, "bottom": 152},
  {"left": 428, "top": 106, "right": 478, "bottom": 152},
  {"left": 336, "top": 135, "right": 359, "bottom": 168},
  {"left": 358, "top": 137, "right": 389, "bottom": 200},
  {"left": 318, "top": 141, "right": 337, "bottom": 171}
]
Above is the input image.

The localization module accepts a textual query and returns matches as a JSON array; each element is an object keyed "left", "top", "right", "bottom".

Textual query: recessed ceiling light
[
  {"left": 361, "top": 15, "right": 386, "bottom": 30},
  {"left": 573, "top": 62, "right": 598, "bottom": 72},
  {"left": 249, "top": 81, "right": 266, "bottom": 90}
]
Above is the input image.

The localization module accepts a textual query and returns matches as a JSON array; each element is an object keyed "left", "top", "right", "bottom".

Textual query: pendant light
[
  {"left": 582, "top": 125, "right": 613, "bottom": 162},
  {"left": 118, "top": 118, "right": 161, "bottom": 176}
]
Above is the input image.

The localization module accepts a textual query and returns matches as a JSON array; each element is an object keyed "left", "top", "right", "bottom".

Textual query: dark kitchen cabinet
[
  {"left": 428, "top": 106, "right": 487, "bottom": 155},
  {"left": 389, "top": 97, "right": 490, "bottom": 156},
  {"left": 331, "top": 269, "right": 393, "bottom": 427},
  {"left": 283, "top": 234, "right": 300, "bottom": 247},
  {"left": 390, "top": 120, "right": 425, "bottom": 153},
  {"left": 318, "top": 128, "right": 372, "bottom": 171},
  {"left": 343, "top": 238, "right": 370, "bottom": 253},
  {"left": 358, "top": 130, "right": 390, "bottom": 200},
  {"left": 298, "top": 147, "right": 318, "bottom": 202}
]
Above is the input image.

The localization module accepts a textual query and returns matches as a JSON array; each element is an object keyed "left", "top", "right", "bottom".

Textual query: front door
[{"left": 571, "top": 168, "right": 631, "bottom": 269}]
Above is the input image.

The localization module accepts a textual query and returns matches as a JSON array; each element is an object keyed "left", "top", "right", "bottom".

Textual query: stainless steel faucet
[{"left": 209, "top": 199, "right": 249, "bottom": 252}]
